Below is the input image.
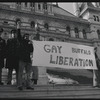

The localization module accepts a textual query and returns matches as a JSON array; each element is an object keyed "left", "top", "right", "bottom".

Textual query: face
[{"left": 24, "top": 35, "right": 29, "bottom": 40}]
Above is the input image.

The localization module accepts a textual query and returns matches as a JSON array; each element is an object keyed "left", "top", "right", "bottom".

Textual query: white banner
[{"left": 32, "top": 41, "right": 97, "bottom": 69}]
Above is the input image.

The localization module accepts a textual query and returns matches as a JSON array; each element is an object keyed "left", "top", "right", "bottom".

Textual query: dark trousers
[
  {"left": 18, "top": 60, "right": 32, "bottom": 87},
  {"left": 0, "top": 68, "right": 2, "bottom": 83}
]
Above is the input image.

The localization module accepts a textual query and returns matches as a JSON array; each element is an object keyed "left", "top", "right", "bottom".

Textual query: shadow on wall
[{"left": 47, "top": 68, "right": 93, "bottom": 84}]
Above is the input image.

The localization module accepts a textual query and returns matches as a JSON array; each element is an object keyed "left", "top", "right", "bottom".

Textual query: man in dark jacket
[
  {"left": 0, "top": 28, "right": 6, "bottom": 85},
  {"left": 94, "top": 47, "right": 100, "bottom": 88},
  {"left": 17, "top": 29, "right": 34, "bottom": 90},
  {"left": 6, "top": 32, "right": 19, "bottom": 85}
]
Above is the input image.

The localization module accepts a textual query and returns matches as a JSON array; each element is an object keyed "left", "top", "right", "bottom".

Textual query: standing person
[
  {"left": 30, "top": 34, "right": 39, "bottom": 85},
  {"left": 6, "top": 32, "right": 19, "bottom": 85},
  {"left": 0, "top": 28, "right": 6, "bottom": 85},
  {"left": 17, "top": 29, "right": 34, "bottom": 90},
  {"left": 94, "top": 47, "right": 100, "bottom": 87}
]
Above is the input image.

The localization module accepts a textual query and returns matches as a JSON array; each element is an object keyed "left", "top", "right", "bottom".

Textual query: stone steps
[{"left": 0, "top": 84, "right": 100, "bottom": 98}]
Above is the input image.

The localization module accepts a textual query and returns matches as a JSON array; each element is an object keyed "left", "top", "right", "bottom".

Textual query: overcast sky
[{"left": 58, "top": 2, "right": 74, "bottom": 14}]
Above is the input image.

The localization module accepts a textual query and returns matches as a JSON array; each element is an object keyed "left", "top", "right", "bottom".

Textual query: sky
[{"left": 58, "top": 3, "right": 75, "bottom": 14}]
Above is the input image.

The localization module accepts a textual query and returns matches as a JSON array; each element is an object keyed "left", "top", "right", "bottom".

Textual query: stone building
[{"left": 0, "top": 2, "right": 99, "bottom": 85}]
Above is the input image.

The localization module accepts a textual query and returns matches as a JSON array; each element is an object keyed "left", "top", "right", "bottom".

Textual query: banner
[{"left": 32, "top": 41, "right": 97, "bottom": 69}]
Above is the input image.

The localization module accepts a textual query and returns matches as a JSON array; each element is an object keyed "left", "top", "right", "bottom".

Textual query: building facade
[{"left": 0, "top": 2, "right": 99, "bottom": 85}]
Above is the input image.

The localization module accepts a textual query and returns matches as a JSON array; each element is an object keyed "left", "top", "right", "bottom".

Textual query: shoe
[
  {"left": 93, "top": 85, "right": 100, "bottom": 88},
  {"left": 7, "top": 82, "right": 11, "bottom": 85},
  {"left": 0, "top": 82, "right": 4, "bottom": 85},
  {"left": 18, "top": 86, "right": 23, "bottom": 90},
  {"left": 26, "top": 86, "right": 34, "bottom": 90}
]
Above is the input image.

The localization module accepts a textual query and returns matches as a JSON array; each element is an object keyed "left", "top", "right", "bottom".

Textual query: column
[
  {"left": 70, "top": 28, "right": 75, "bottom": 37},
  {"left": 27, "top": 2, "right": 30, "bottom": 8},
  {"left": 79, "top": 30, "right": 83, "bottom": 38},
  {"left": 91, "top": 30, "right": 98, "bottom": 39},
  {"left": 35, "top": 3, "right": 38, "bottom": 12}
]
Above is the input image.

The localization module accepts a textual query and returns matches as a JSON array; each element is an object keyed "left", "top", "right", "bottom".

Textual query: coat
[
  {"left": 18, "top": 39, "right": 33, "bottom": 63},
  {"left": 16, "top": 29, "right": 33, "bottom": 63},
  {"left": 6, "top": 38, "right": 19, "bottom": 69},
  {"left": 0, "top": 37, "right": 6, "bottom": 68}
]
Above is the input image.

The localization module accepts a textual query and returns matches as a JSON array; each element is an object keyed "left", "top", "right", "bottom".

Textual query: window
[
  {"left": 16, "top": 19, "right": 21, "bottom": 28},
  {"left": 93, "top": 15, "right": 99, "bottom": 22},
  {"left": 17, "top": 2, "right": 21, "bottom": 5},
  {"left": 97, "top": 16, "right": 99, "bottom": 22},
  {"left": 74, "top": 28, "right": 79, "bottom": 38},
  {"left": 93, "top": 15, "right": 96, "bottom": 21},
  {"left": 38, "top": 3, "right": 41, "bottom": 10},
  {"left": 4, "top": 21, "right": 8, "bottom": 24},
  {"left": 30, "top": 3, "right": 35, "bottom": 7},
  {"left": 49, "top": 38, "right": 54, "bottom": 41},
  {"left": 66, "top": 26, "right": 70, "bottom": 37},
  {"left": 97, "top": 30, "right": 100, "bottom": 39},
  {"left": 25, "top": 2, "right": 27, "bottom": 7},
  {"left": 43, "top": 2, "right": 47, "bottom": 10},
  {"left": 11, "top": 29, "right": 16, "bottom": 34},
  {"left": 0, "top": 28, "right": 3, "bottom": 32},
  {"left": 31, "top": 21, "right": 35, "bottom": 28},
  {"left": 83, "top": 29, "right": 87, "bottom": 39},
  {"left": 44, "top": 23, "right": 49, "bottom": 30}
]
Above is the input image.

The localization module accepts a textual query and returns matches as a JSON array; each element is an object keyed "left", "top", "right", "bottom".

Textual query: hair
[
  {"left": 23, "top": 33, "right": 29, "bottom": 37},
  {"left": 94, "top": 47, "right": 97, "bottom": 50}
]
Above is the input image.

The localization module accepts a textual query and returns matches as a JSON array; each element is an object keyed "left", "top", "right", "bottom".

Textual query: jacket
[
  {"left": 0, "top": 37, "right": 6, "bottom": 67},
  {"left": 6, "top": 38, "right": 19, "bottom": 69}
]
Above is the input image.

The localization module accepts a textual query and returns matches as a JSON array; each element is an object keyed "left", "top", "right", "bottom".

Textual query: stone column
[
  {"left": 37, "top": 66, "right": 49, "bottom": 85},
  {"left": 35, "top": 3, "right": 38, "bottom": 11},
  {"left": 91, "top": 30, "right": 98, "bottom": 39},
  {"left": 27, "top": 3, "right": 30, "bottom": 8},
  {"left": 70, "top": 28, "right": 75, "bottom": 38},
  {"left": 79, "top": 30, "right": 83, "bottom": 38},
  {"left": 41, "top": 3, "right": 43, "bottom": 11}
]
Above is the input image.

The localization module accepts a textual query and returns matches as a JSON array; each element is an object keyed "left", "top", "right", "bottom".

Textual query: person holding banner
[
  {"left": 17, "top": 30, "right": 34, "bottom": 90},
  {"left": 29, "top": 34, "right": 40, "bottom": 85},
  {"left": 0, "top": 28, "right": 6, "bottom": 85},
  {"left": 94, "top": 47, "right": 100, "bottom": 88}
]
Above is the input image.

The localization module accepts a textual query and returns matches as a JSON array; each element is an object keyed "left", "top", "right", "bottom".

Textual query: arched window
[
  {"left": 16, "top": 19, "right": 21, "bottom": 29},
  {"left": 97, "top": 16, "right": 99, "bottom": 22},
  {"left": 83, "top": 29, "right": 87, "bottom": 39},
  {"left": 93, "top": 15, "right": 96, "bottom": 21},
  {"left": 74, "top": 28, "right": 79, "bottom": 38},
  {"left": 66, "top": 26, "right": 70, "bottom": 37},
  {"left": 38, "top": 3, "right": 41, "bottom": 10},
  {"left": 11, "top": 29, "right": 16, "bottom": 34},
  {"left": 43, "top": 2, "right": 47, "bottom": 10},
  {"left": 17, "top": 2, "right": 21, "bottom": 5},
  {"left": 30, "top": 3, "right": 35, "bottom": 8},
  {"left": 97, "top": 30, "right": 100, "bottom": 39},
  {"left": 49, "top": 38, "right": 54, "bottom": 41},
  {"left": 31, "top": 21, "right": 35, "bottom": 28},
  {"left": 44, "top": 23, "right": 49, "bottom": 30},
  {"left": 25, "top": 2, "right": 27, "bottom": 7}
]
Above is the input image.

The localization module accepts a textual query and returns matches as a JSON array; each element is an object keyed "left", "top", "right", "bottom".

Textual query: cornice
[{"left": 0, "top": 5, "right": 89, "bottom": 25}]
